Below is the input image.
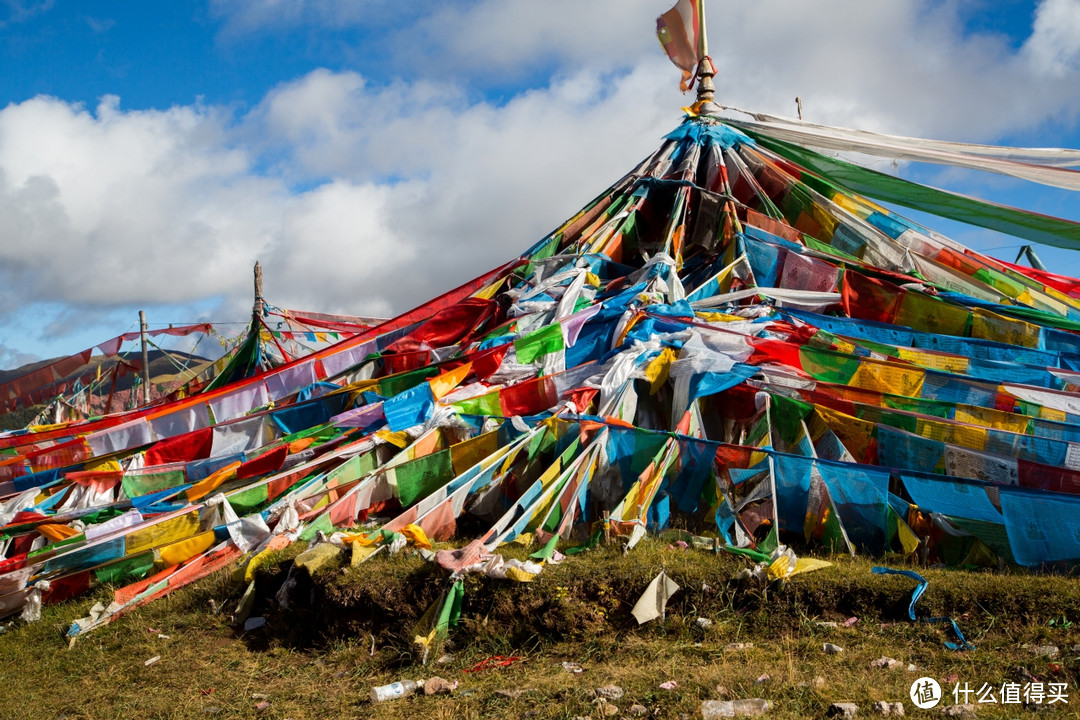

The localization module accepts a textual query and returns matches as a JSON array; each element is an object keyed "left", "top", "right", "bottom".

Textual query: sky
[{"left": 1, "top": 0, "right": 1080, "bottom": 369}]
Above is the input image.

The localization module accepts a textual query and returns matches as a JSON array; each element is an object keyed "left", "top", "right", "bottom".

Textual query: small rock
[
  {"left": 596, "top": 686, "right": 625, "bottom": 701},
  {"left": 871, "top": 701, "right": 904, "bottom": 716},
  {"left": 870, "top": 657, "right": 904, "bottom": 670},
  {"left": 596, "top": 700, "right": 619, "bottom": 717},
  {"left": 813, "top": 676, "right": 826, "bottom": 689},
  {"left": 423, "top": 676, "right": 457, "bottom": 695},
  {"left": 436, "top": 653, "right": 454, "bottom": 664},
  {"left": 696, "top": 617, "right": 714, "bottom": 629},
  {"left": 816, "top": 621, "right": 839, "bottom": 629},
  {"left": 715, "top": 685, "right": 732, "bottom": 698},
  {"left": 755, "top": 673, "right": 770, "bottom": 684},
  {"left": 255, "top": 702, "right": 270, "bottom": 712},
  {"left": 940, "top": 704, "right": 977, "bottom": 719},
  {"left": 828, "top": 702, "right": 858, "bottom": 718},
  {"left": 1030, "top": 645, "right": 1059, "bottom": 659},
  {"left": 725, "top": 642, "right": 754, "bottom": 652},
  {"left": 907, "top": 664, "right": 917, "bottom": 673},
  {"left": 842, "top": 617, "right": 859, "bottom": 627},
  {"left": 562, "top": 661, "right": 585, "bottom": 674},
  {"left": 659, "top": 680, "right": 677, "bottom": 690},
  {"left": 701, "top": 699, "right": 771, "bottom": 717},
  {"left": 494, "top": 689, "right": 525, "bottom": 699},
  {"left": 333, "top": 670, "right": 347, "bottom": 678},
  {"left": 628, "top": 705, "right": 648, "bottom": 717},
  {"left": 823, "top": 643, "right": 844, "bottom": 655}
]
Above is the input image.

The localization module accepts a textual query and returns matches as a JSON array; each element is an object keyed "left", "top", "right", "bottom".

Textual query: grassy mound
[{"left": 2, "top": 541, "right": 1079, "bottom": 719}]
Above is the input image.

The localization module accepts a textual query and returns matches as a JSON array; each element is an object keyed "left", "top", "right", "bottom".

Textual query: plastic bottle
[
  {"left": 700, "top": 698, "right": 772, "bottom": 718},
  {"left": 370, "top": 680, "right": 421, "bottom": 702}
]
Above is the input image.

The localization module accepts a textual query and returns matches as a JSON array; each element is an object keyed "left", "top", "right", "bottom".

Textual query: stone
[
  {"left": 816, "top": 621, "right": 839, "bottom": 629},
  {"left": 628, "top": 705, "right": 648, "bottom": 717},
  {"left": 813, "top": 676, "right": 827, "bottom": 689},
  {"left": 871, "top": 701, "right": 904, "bottom": 716},
  {"left": 755, "top": 673, "right": 770, "bottom": 684},
  {"left": 828, "top": 702, "right": 858, "bottom": 718},
  {"left": 940, "top": 705, "right": 977, "bottom": 719},
  {"left": 596, "top": 686, "right": 625, "bottom": 701},
  {"left": 725, "top": 642, "right": 754, "bottom": 652},
  {"left": 696, "top": 617, "right": 714, "bottom": 628},
  {"left": 422, "top": 676, "right": 457, "bottom": 695},
  {"left": 701, "top": 699, "right": 771, "bottom": 718},
  {"left": 596, "top": 700, "right": 619, "bottom": 717},
  {"left": 1030, "top": 645, "right": 1059, "bottom": 658},
  {"left": 869, "top": 657, "right": 904, "bottom": 670},
  {"left": 907, "top": 664, "right": 917, "bottom": 673},
  {"left": 823, "top": 643, "right": 844, "bottom": 654}
]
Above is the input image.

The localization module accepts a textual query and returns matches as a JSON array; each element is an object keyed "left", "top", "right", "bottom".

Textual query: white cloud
[
  {"left": 1023, "top": 0, "right": 1080, "bottom": 76},
  {"left": 0, "top": 95, "right": 280, "bottom": 313},
  {"left": 4, "top": 1, "right": 1080, "bottom": 361}
]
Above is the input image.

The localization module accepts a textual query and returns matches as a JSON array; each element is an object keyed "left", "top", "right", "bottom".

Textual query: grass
[{"left": 2, "top": 541, "right": 1079, "bottom": 719}]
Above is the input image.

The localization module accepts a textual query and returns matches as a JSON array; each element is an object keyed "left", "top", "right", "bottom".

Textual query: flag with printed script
[
  {"left": 631, "top": 569, "right": 680, "bottom": 624},
  {"left": 657, "top": 0, "right": 706, "bottom": 91}
]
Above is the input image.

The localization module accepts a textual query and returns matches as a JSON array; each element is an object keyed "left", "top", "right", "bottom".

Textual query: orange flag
[{"left": 656, "top": 0, "right": 706, "bottom": 92}]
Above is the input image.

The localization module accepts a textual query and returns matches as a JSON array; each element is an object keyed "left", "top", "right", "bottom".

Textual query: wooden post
[
  {"left": 139, "top": 310, "right": 150, "bottom": 405},
  {"left": 796, "top": 96, "right": 803, "bottom": 120},
  {"left": 253, "top": 261, "right": 263, "bottom": 318}
]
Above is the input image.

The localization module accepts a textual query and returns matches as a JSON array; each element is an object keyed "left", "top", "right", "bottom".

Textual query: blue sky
[{"left": 1, "top": 0, "right": 1079, "bottom": 368}]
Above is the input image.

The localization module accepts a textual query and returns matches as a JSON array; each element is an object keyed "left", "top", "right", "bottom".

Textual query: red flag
[{"left": 657, "top": 0, "right": 706, "bottom": 92}]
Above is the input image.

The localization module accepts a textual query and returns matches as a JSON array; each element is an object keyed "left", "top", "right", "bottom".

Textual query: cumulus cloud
[
  {"left": 1023, "top": 0, "right": 1080, "bottom": 77},
  {"left": 0, "top": 95, "right": 280, "bottom": 313},
  {"left": 3, "top": 0, "right": 1080, "bottom": 363},
  {"left": 211, "top": 1, "right": 1080, "bottom": 139}
]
